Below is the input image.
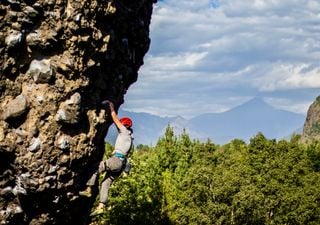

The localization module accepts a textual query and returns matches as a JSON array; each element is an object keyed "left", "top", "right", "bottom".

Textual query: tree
[{"left": 91, "top": 130, "right": 320, "bottom": 225}]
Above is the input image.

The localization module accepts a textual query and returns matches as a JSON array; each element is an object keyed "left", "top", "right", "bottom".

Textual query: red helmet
[{"left": 120, "top": 117, "right": 132, "bottom": 128}]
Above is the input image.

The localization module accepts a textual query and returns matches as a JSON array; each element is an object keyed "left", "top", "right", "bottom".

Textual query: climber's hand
[
  {"left": 109, "top": 101, "right": 114, "bottom": 111},
  {"left": 102, "top": 100, "right": 115, "bottom": 112}
]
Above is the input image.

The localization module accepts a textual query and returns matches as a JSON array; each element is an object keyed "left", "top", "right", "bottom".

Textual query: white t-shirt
[{"left": 113, "top": 124, "right": 133, "bottom": 156}]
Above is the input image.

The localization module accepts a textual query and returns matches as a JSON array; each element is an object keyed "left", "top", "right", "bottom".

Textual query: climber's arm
[{"left": 106, "top": 101, "right": 123, "bottom": 129}]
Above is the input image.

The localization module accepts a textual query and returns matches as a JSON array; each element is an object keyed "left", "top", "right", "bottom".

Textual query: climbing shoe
[
  {"left": 79, "top": 190, "right": 91, "bottom": 198},
  {"left": 89, "top": 208, "right": 104, "bottom": 216}
]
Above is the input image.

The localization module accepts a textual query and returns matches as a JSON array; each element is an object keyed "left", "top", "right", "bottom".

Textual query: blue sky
[{"left": 122, "top": 0, "right": 320, "bottom": 118}]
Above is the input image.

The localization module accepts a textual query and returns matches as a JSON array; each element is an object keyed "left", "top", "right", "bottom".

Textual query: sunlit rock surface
[
  {"left": 0, "top": 0, "right": 155, "bottom": 224},
  {"left": 302, "top": 96, "right": 320, "bottom": 141}
]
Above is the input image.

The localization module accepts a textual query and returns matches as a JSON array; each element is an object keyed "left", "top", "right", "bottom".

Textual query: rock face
[
  {"left": 302, "top": 96, "right": 320, "bottom": 141},
  {"left": 0, "top": 0, "right": 155, "bottom": 224}
]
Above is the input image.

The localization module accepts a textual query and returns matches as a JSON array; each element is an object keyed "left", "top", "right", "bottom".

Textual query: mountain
[
  {"left": 106, "top": 98, "right": 306, "bottom": 145},
  {"left": 188, "top": 98, "right": 305, "bottom": 143}
]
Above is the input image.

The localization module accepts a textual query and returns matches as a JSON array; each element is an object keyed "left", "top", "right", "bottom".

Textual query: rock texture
[
  {"left": 0, "top": 0, "right": 155, "bottom": 224},
  {"left": 302, "top": 96, "right": 320, "bottom": 141}
]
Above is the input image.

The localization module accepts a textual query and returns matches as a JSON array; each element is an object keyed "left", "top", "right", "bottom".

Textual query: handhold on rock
[
  {"left": 26, "top": 31, "right": 41, "bottom": 46},
  {"left": 23, "top": 6, "right": 39, "bottom": 19},
  {"left": 55, "top": 93, "right": 81, "bottom": 124},
  {"left": 5, "top": 30, "right": 22, "bottom": 48},
  {"left": 1, "top": 186, "right": 13, "bottom": 195},
  {"left": 14, "top": 206, "right": 23, "bottom": 214},
  {"left": 52, "top": 196, "right": 60, "bottom": 203},
  {"left": 12, "top": 186, "right": 27, "bottom": 196},
  {"left": 65, "top": 92, "right": 81, "bottom": 106},
  {"left": 14, "top": 128, "right": 29, "bottom": 137},
  {"left": 27, "top": 59, "right": 53, "bottom": 83},
  {"left": 58, "top": 154, "right": 70, "bottom": 165},
  {"left": 12, "top": 176, "right": 27, "bottom": 196},
  {"left": 74, "top": 13, "right": 82, "bottom": 22},
  {"left": 48, "top": 165, "right": 59, "bottom": 174},
  {"left": 45, "top": 175, "right": 56, "bottom": 182},
  {"left": 1, "top": 204, "right": 23, "bottom": 217},
  {"left": 56, "top": 135, "right": 70, "bottom": 150},
  {"left": 7, "top": 0, "right": 19, "bottom": 4},
  {"left": 1, "top": 94, "right": 29, "bottom": 120},
  {"left": 55, "top": 55, "right": 73, "bottom": 72},
  {"left": 56, "top": 109, "right": 68, "bottom": 122},
  {"left": 28, "top": 137, "right": 42, "bottom": 152}
]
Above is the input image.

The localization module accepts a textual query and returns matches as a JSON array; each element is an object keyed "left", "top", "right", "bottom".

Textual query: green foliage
[
  {"left": 92, "top": 127, "right": 320, "bottom": 225},
  {"left": 306, "top": 141, "right": 320, "bottom": 172}
]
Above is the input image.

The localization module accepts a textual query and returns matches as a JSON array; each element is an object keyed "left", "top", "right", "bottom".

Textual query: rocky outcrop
[
  {"left": 302, "top": 96, "right": 320, "bottom": 141},
  {"left": 0, "top": 0, "right": 156, "bottom": 224}
]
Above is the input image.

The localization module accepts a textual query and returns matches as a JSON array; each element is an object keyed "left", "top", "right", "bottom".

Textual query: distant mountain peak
[
  {"left": 172, "top": 115, "right": 187, "bottom": 122},
  {"left": 246, "top": 97, "right": 266, "bottom": 104},
  {"left": 243, "top": 97, "right": 269, "bottom": 106},
  {"left": 229, "top": 97, "right": 273, "bottom": 113}
]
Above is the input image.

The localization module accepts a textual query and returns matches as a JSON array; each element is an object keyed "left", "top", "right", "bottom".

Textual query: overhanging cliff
[{"left": 0, "top": 0, "right": 156, "bottom": 224}]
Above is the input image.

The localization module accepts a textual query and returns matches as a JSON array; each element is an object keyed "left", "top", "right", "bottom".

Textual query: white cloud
[
  {"left": 221, "top": 0, "right": 320, "bottom": 17},
  {"left": 255, "top": 64, "right": 320, "bottom": 91},
  {"left": 123, "top": 0, "right": 320, "bottom": 118},
  {"left": 144, "top": 52, "right": 208, "bottom": 71},
  {"left": 158, "top": 0, "right": 214, "bottom": 10},
  {"left": 264, "top": 97, "right": 313, "bottom": 114}
]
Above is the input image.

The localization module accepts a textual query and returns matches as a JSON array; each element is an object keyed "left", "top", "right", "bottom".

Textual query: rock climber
[{"left": 79, "top": 100, "right": 134, "bottom": 216}]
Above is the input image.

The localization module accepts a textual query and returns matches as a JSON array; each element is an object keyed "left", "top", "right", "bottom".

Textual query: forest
[{"left": 91, "top": 126, "right": 320, "bottom": 225}]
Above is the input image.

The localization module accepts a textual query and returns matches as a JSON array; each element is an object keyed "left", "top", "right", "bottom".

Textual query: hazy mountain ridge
[
  {"left": 109, "top": 98, "right": 305, "bottom": 145},
  {"left": 188, "top": 98, "right": 305, "bottom": 143}
]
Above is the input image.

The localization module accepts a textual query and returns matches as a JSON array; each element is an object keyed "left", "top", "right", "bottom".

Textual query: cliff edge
[
  {"left": 0, "top": 0, "right": 155, "bottom": 224},
  {"left": 302, "top": 96, "right": 320, "bottom": 141}
]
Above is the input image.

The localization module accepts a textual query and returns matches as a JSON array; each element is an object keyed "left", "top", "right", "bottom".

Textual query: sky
[{"left": 122, "top": 0, "right": 320, "bottom": 119}]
